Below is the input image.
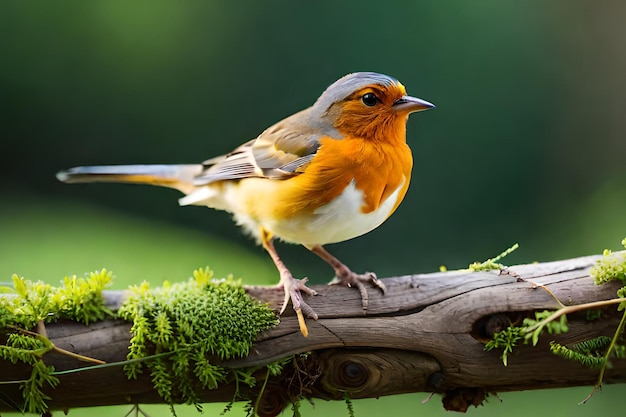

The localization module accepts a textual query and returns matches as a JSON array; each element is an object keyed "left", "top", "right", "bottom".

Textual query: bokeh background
[{"left": 1, "top": 1, "right": 625, "bottom": 416}]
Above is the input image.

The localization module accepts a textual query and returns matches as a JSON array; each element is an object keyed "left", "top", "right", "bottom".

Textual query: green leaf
[{"left": 12, "top": 274, "right": 27, "bottom": 298}]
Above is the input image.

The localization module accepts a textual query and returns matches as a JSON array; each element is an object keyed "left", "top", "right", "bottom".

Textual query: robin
[{"left": 57, "top": 72, "right": 434, "bottom": 336}]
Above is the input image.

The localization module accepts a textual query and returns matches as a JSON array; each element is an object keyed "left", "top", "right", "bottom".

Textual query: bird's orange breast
[{"left": 273, "top": 132, "right": 413, "bottom": 220}]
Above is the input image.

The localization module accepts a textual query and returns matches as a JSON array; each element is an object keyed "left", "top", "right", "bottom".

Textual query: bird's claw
[
  {"left": 329, "top": 271, "right": 386, "bottom": 310},
  {"left": 278, "top": 276, "right": 318, "bottom": 337}
]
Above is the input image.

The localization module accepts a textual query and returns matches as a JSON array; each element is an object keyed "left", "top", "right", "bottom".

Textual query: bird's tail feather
[{"left": 56, "top": 164, "right": 203, "bottom": 194}]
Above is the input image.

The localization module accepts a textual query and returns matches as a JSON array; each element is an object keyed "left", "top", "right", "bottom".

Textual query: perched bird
[{"left": 57, "top": 72, "right": 434, "bottom": 336}]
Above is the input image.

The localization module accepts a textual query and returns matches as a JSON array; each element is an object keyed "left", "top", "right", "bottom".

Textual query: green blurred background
[{"left": 1, "top": 0, "right": 625, "bottom": 416}]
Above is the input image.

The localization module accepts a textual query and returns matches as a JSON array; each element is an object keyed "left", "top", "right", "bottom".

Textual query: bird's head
[{"left": 311, "top": 72, "right": 434, "bottom": 142}]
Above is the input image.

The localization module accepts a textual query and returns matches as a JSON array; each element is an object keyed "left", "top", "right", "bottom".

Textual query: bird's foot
[
  {"left": 329, "top": 270, "right": 386, "bottom": 311},
  {"left": 278, "top": 275, "right": 318, "bottom": 337},
  {"left": 307, "top": 245, "right": 386, "bottom": 311}
]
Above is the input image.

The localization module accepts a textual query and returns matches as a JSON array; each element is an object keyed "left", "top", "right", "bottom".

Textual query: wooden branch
[{"left": 1, "top": 254, "right": 625, "bottom": 414}]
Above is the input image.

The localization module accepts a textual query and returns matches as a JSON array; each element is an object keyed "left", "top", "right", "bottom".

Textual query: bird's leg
[
  {"left": 261, "top": 229, "right": 318, "bottom": 336},
  {"left": 308, "top": 244, "right": 386, "bottom": 311}
]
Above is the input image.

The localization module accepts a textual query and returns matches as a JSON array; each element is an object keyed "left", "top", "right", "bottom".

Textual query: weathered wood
[{"left": 1, "top": 254, "right": 625, "bottom": 413}]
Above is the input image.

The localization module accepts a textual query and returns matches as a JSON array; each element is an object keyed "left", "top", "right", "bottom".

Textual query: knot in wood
[
  {"left": 255, "top": 383, "right": 290, "bottom": 417},
  {"left": 338, "top": 360, "right": 369, "bottom": 388},
  {"left": 316, "top": 349, "right": 441, "bottom": 399},
  {"left": 471, "top": 313, "right": 523, "bottom": 342}
]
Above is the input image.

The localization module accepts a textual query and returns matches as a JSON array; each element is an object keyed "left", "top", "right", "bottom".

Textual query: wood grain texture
[{"left": 1, "top": 254, "right": 625, "bottom": 413}]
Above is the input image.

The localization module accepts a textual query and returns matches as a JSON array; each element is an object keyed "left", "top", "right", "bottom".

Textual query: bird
[{"left": 56, "top": 72, "right": 434, "bottom": 337}]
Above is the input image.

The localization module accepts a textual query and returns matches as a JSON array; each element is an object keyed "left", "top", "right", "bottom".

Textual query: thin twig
[
  {"left": 254, "top": 367, "right": 272, "bottom": 415},
  {"left": 8, "top": 325, "right": 105, "bottom": 365},
  {"left": 524, "top": 298, "right": 626, "bottom": 334},
  {"left": 527, "top": 281, "right": 567, "bottom": 308},
  {"left": 580, "top": 307, "right": 626, "bottom": 405},
  {"left": 36, "top": 320, "right": 48, "bottom": 338}
]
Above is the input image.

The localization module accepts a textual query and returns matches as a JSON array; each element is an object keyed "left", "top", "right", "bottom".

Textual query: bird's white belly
[
  {"left": 179, "top": 178, "right": 404, "bottom": 247},
  {"left": 265, "top": 180, "right": 403, "bottom": 246}
]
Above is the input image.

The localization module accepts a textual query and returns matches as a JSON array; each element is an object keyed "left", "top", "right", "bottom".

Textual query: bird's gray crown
[{"left": 313, "top": 72, "right": 400, "bottom": 113}]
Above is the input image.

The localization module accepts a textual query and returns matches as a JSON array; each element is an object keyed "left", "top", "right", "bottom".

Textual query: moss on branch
[{"left": 0, "top": 267, "right": 280, "bottom": 415}]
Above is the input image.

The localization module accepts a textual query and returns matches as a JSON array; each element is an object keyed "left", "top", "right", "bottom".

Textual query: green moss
[
  {"left": 0, "top": 269, "right": 112, "bottom": 413},
  {"left": 468, "top": 243, "right": 519, "bottom": 272},
  {"left": 483, "top": 239, "right": 626, "bottom": 405},
  {"left": 1, "top": 268, "right": 280, "bottom": 414},
  {"left": 1, "top": 269, "right": 113, "bottom": 329},
  {"left": 117, "top": 267, "right": 279, "bottom": 407},
  {"left": 590, "top": 238, "right": 626, "bottom": 285}
]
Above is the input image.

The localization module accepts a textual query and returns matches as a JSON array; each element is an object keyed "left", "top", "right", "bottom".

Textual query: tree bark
[{"left": 1, "top": 254, "right": 625, "bottom": 414}]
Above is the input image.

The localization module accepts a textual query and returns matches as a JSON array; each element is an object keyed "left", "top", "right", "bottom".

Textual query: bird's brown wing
[{"left": 193, "top": 108, "right": 322, "bottom": 185}]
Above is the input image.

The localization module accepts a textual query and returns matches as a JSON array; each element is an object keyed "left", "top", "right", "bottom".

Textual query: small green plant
[
  {"left": 344, "top": 392, "right": 355, "bottom": 417},
  {"left": 583, "top": 239, "right": 626, "bottom": 402},
  {"left": 549, "top": 337, "right": 612, "bottom": 370},
  {"left": 484, "top": 324, "right": 524, "bottom": 366},
  {"left": 483, "top": 310, "right": 569, "bottom": 366},
  {"left": 469, "top": 243, "right": 519, "bottom": 272},
  {"left": 523, "top": 309, "right": 569, "bottom": 346},
  {"left": 0, "top": 269, "right": 112, "bottom": 414},
  {"left": 1, "top": 269, "right": 113, "bottom": 329},
  {"left": 590, "top": 238, "right": 626, "bottom": 286},
  {"left": 0, "top": 268, "right": 284, "bottom": 415},
  {"left": 483, "top": 238, "right": 626, "bottom": 403},
  {"left": 117, "top": 267, "right": 279, "bottom": 410}
]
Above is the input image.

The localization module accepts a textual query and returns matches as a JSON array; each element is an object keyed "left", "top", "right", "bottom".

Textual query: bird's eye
[{"left": 361, "top": 93, "right": 378, "bottom": 107}]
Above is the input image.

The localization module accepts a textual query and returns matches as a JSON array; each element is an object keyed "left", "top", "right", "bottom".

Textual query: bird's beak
[{"left": 393, "top": 95, "right": 435, "bottom": 113}]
